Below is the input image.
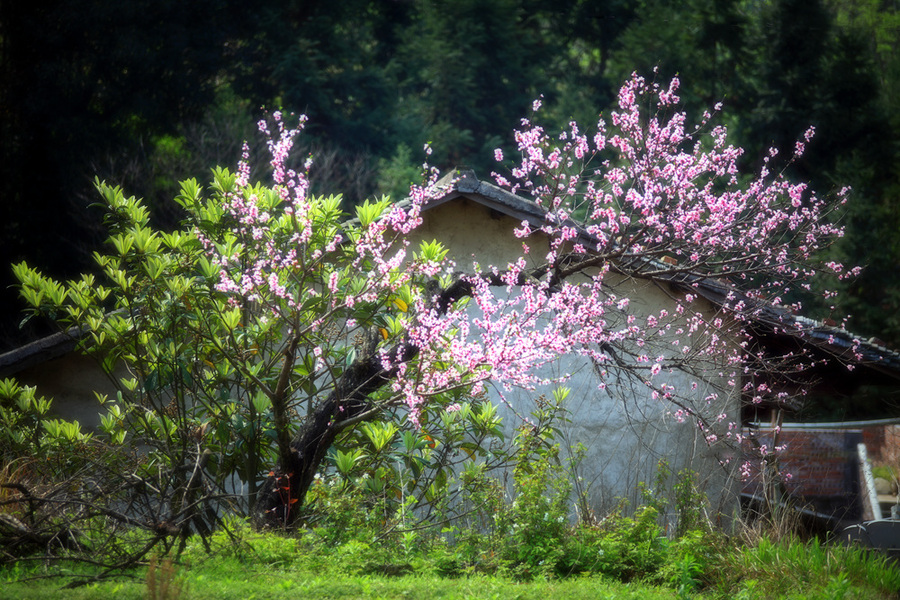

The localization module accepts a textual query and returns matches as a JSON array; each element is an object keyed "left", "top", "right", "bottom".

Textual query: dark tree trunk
[
  {"left": 253, "top": 397, "right": 369, "bottom": 528},
  {"left": 253, "top": 337, "right": 417, "bottom": 529}
]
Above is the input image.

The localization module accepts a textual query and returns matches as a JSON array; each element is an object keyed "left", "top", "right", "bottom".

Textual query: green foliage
[
  {"left": 3, "top": 557, "right": 682, "bottom": 600},
  {"left": 13, "top": 168, "right": 420, "bottom": 520},
  {"left": 871, "top": 464, "right": 896, "bottom": 482},
  {"left": 6, "top": 473, "right": 900, "bottom": 599},
  {"left": 304, "top": 396, "right": 509, "bottom": 546},
  {"left": 376, "top": 144, "right": 426, "bottom": 203},
  {"left": 6, "top": 0, "right": 900, "bottom": 363},
  {"left": 558, "top": 506, "right": 671, "bottom": 582},
  {"left": 663, "top": 531, "right": 711, "bottom": 598},
  {"left": 8, "top": 0, "right": 900, "bottom": 582},
  {"left": 502, "top": 444, "right": 571, "bottom": 578},
  {"left": 6, "top": 161, "right": 434, "bottom": 565},
  {"left": 185, "top": 516, "right": 303, "bottom": 567},
  {"left": 0, "top": 378, "right": 95, "bottom": 469},
  {"left": 287, "top": 389, "right": 731, "bottom": 586},
  {"left": 672, "top": 467, "right": 710, "bottom": 538},
  {"left": 17, "top": 179, "right": 268, "bottom": 503}
]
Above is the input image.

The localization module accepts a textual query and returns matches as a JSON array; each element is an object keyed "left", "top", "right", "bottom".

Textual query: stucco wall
[{"left": 411, "top": 196, "right": 740, "bottom": 522}]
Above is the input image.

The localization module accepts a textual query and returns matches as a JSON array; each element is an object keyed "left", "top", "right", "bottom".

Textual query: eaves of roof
[
  {"left": 0, "top": 326, "right": 83, "bottom": 378},
  {"left": 2, "top": 171, "right": 898, "bottom": 382}
]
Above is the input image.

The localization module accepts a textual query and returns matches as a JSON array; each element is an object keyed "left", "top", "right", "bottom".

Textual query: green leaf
[
  {"left": 416, "top": 239, "right": 448, "bottom": 263},
  {"left": 197, "top": 255, "right": 219, "bottom": 281},
  {"left": 553, "top": 386, "right": 570, "bottom": 404},
  {"left": 355, "top": 197, "right": 390, "bottom": 226},
  {"left": 222, "top": 307, "right": 242, "bottom": 330},
  {"left": 110, "top": 234, "right": 134, "bottom": 256},
  {"left": 251, "top": 392, "right": 270, "bottom": 413},
  {"left": 174, "top": 178, "right": 202, "bottom": 209},
  {"left": 334, "top": 448, "right": 365, "bottom": 475},
  {"left": 361, "top": 421, "right": 399, "bottom": 453}
]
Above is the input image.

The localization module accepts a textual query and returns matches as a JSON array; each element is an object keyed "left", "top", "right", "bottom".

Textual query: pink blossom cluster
[
  {"left": 501, "top": 72, "right": 853, "bottom": 307},
  {"left": 483, "top": 73, "right": 854, "bottom": 408}
]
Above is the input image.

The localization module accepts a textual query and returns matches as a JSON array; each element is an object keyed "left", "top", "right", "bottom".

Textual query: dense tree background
[{"left": 2, "top": 0, "right": 899, "bottom": 365}]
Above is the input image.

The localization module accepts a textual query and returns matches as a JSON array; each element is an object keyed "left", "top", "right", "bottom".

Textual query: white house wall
[
  {"left": 411, "top": 196, "right": 740, "bottom": 523},
  {"left": 14, "top": 353, "right": 118, "bottom": 430}
]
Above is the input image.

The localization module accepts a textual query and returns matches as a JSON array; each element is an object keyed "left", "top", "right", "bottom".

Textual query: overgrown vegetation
[
  {"left": 3, "top": 372, "right": 898, "bottom": 597},
  {"left": 3, "top": 366, "right": 899, "bottom": 597},
  {"left": 3, "top": 457, "right": 899, "bottom": 599}
]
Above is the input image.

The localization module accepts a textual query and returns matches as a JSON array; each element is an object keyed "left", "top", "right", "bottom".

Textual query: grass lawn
[
  {"left": 4, "top": 525, "right": 900, "bottom": 599},
  {"left": 4, "top": 547, "right": 900, "bottom": 600},
  {"left": 4, "top": 561, "right": 679, "bottom": 600}
]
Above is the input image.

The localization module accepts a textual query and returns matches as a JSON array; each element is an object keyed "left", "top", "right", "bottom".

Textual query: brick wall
[
  {"left": 742, "top": 428, "right": 863, "bottom": 523},
  {"left": 865, "top": 425, "right": 900, "bottom": 467}
]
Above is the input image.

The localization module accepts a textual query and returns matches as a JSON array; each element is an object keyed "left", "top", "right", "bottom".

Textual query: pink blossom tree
[
  {"left": 245, "top": 73, "right": 854, "bottom": 525},
  {"left": 14, "top": 73, "right": 855, "bottom": 530}
]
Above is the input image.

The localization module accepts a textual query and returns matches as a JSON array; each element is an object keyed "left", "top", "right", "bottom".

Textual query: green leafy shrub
[
  {"left": 303, "top": 396, "right": 509, "bottom": 544},
  {"left": 0, "top": 378, "right": 95, "bottom": 468},
  {"left": 501, "top": 443, "right": 571, "bottom": 578},
  {"left": 449, "top": 459, "right": 510, "bottom": 574}
]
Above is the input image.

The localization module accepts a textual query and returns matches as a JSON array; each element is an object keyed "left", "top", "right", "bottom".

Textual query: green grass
[
  {"left": 712, "top": 536, "right": 900, "bottom": 599},
  {"left": 2, "top": 561, "right": 678, "bottom": 600},
  {"left": 3, "top": 532, "right": 900, "bottom": 600}
]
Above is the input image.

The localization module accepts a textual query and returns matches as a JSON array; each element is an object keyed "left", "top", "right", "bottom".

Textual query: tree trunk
[
  {"left": 253, "top": 337, "right": 416, "bottom": 529},
  {"left": 254, "top": 397, "right": 367, "bottom": 528}
]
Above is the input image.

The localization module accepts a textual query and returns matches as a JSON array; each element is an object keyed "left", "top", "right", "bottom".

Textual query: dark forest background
[{"left": 2, "top": 0, "right": 899, "bottom": 367}]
